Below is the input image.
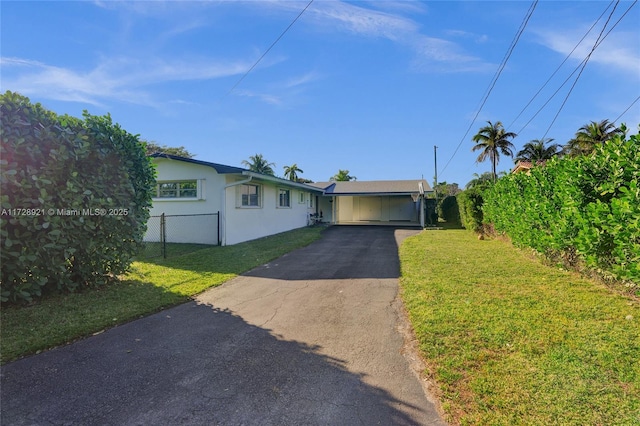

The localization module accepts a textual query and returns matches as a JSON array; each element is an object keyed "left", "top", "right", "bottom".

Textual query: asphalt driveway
[{"left": 1, "top": 226, "right": 445, "bottom": 425}]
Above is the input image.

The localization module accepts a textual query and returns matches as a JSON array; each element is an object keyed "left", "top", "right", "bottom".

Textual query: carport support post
[{"left": 332, "top": 196, "right": 337, "bottom": 224}]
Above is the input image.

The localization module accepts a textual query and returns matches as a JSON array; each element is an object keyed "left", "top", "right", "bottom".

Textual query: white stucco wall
[
  {"left": 146, "top": 158, "right": 320, "bottom": 246},
  {"left": 223, "top": 176, "right": 316, "bottom": 246},
  {"left": 144, "top": 159, "right": 224, "bottom": 245}
]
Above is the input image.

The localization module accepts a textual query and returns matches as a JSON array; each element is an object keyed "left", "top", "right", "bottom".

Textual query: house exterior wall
[
  {"left": 145, "top": 159, "right": 224, "bottom": 245},
  {"left": 223, "top": 176, "right": 316, "bottom": 246},
  {"left": 317, "top": 196, "right": 333, "bottom": 223}
]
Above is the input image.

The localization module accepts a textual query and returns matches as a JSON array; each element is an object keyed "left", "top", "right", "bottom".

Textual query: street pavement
[{"left": 1, "top": 226, "right": 446, "bottom": 425}]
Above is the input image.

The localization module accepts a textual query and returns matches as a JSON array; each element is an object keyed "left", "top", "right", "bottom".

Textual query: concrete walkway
[{"left": 1, "top": 226, "right": 445, "bottom": 425}]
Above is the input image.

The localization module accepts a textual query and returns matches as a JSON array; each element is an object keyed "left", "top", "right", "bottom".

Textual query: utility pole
[
  {"left": 433, "top": 145, "right": 438, "bottom": 226},
  {"left": 433, "top": 145, "right": 438, "bottom": 192},
  {"left": 434, "top": 145, "right": 438, "bottom": 199}
]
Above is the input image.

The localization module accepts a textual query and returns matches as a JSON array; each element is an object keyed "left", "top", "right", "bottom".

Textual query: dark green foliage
[
  {"left": 438, "top": 195, "right": 460, "bottom": 224},
  {"left": 457, "top": 188, "right": 486, "bottom": 233},
  {"left": 242, "top": 153, "right": 275, "bottom": 176},
  {"left": 143, "top": 141, "right": 194, "bottom": 158},
  {"left": 484, "top": 126, "right": 639, "bottom": 283},
  {"left": 0, "top": 91, "right": 156, "bottom": 303}
]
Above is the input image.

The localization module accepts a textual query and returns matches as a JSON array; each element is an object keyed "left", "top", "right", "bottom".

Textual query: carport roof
[{"left": 310, "top": 180, "right": 432, "bottom": 196}]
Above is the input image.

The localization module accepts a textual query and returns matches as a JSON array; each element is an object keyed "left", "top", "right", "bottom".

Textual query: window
[
  {"left": 299, "top": 192, "right": 306, "bottom": 204},
  {"left": 240, "top": 184, "right": 261, "bottom": 207},
  {"left": 278, "top": 188, "right": 291, "bottom": 208},
  {"left": 156, "top": 181, "right": 198, "bottom": 198}
]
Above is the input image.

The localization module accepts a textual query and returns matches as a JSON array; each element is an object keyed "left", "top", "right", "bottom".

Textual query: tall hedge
[
  {"left": 0, "top": 91, "right": 156, "bottom": 302},
  {"left": 483, "top": 127, "right": 639, "bottom": 283},
  {"left": 457, "top": 188, "right": 486, "bottom": 232}
]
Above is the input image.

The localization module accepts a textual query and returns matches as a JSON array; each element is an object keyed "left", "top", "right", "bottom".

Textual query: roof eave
[{"left": 242, "top": 171, "right": 324, "bottom": 193}]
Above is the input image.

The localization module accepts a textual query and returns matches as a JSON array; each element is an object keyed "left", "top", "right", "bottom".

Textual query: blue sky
[{"left": 2, "top": 1, "right": 639, "bottom": 187}]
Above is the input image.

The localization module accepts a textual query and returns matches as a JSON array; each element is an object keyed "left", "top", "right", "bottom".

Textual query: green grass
[
  {"left": 0, "top": 226, "right": 324, "bottom": 364},
  {"left": 136, "top": 242, "right": 214, "bottom": 259},
  {"left": 399, "top": 229, "right": 640, "bottom": 425}
]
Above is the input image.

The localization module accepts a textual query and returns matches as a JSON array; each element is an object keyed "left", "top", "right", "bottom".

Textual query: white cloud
[
  {"left": 265, "top": 0, "right": 489, "bottom": 72},
  {"left": 0, "top": 55, "right": 251, "bottom": 108},
  {"left": 283, "top": 71, "right": 322, "bottom": 89},
  {"left": 534, "top": 27, "right": 640, "bottom": 78},
  {"left": 235, "top": 89, "right": 283, "bottom": 106},
  {"left": 409, "top": 36, "right": 494, "bottom": 73},
  {"left": 445, "top": 29, "right": 489, "bottom": 44},
  {"left": 307, "top": 1, "right": 418, "bottom": 41}
]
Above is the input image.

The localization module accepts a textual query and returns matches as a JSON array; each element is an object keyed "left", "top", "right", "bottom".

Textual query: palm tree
[
  {"left": 515, "top": 138, "right": 562, "bottom": 163},
  {"left": 564, "top": 119, "right": 623, "bottom": 157},
  {"left": 330, "top": 169, "right": 356, "bottom": 182},
  {"left": 241, "top": 154, "right": 275, "bottom": 176},
  {"left": 283, "top": 164, "right": 304, "bottom": 181},
  {"left": 471, "top": 120, "right": 517, "bottom": 181},
  {"left": 465, "top": 172, "right": 495, "bottom": 190}
]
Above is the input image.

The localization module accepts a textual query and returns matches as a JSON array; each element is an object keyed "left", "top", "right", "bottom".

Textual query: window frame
[
  {"left": 238, "top": 183, "right": 262, "bottom": 208},
  {"left": 277, "top": 188, "right": 291, "bottom": 209},
  {"left": 155, "top": 180, "right": 200, "bottom": 200}
]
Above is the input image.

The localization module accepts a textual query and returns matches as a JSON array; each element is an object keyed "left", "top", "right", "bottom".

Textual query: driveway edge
[{"left": 393, "top": 294, "right": 448, "bottom": 424}]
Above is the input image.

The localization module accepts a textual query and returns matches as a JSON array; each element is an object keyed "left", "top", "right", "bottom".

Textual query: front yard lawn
[
  {"left": 400, "top": 229, "right": 639, "bottom": 425},
  {"left": 1, "top": 226, "right": 324, "bottom": 364}
]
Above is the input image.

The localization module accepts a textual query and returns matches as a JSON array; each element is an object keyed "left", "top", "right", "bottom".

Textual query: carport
[{"left": 311, "top": 180, "right": 432, "bottom": 227}]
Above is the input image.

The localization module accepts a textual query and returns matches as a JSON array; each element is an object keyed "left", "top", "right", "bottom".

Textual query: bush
[
  {"left": 484, "top": 126, "right": 640, "bottom": 283},
  {"left": 457, "top": 188, "right": 486, "bottom": 232},
  {"left": 0, "top": 91, "right": 156, "bottom": 303}
]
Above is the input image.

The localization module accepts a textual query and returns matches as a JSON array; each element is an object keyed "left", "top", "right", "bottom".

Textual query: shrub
[
  {"left": 0, "top": 91, "right": 156, "bottom": 303},
  {"left": 457, "top": 188, "right": 485, "bottom": 232},
  {"left": 484, "top": 126, "right": 640, "bottom": 283}
]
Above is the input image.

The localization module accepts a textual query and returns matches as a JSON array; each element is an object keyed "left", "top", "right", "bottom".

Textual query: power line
[
  {"left": 438, "top": 0, "right": 538, "bottom": 178},
  {"left": 516, "top": 0, "right": 636, "bottom": 136},
  {"left": 540, "top": 1, "right": 620, "bottom": 139},
  {"left": 224, "top": 0, "right": 314, "bottom": 97},
  {"left": 506, "top": 1, "right": 615, "bottom": 131},
  {"left": 613, "top": 95, "right": 640, "bottom": 124}
]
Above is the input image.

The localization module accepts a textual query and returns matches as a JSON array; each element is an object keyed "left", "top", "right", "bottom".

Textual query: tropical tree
[
  {"left": 564, "top": 119, "right": 624, "bottom": 157},
  {"left": 471, "top": 120, "right": 517, "bottom": 181},
  {"left": 143, "top": 140, "right": 195, "bottom": 158},
  {"left": 514, "top": 138, "right": 562, "bottom": 163},
  {"left": 242, "top": 153, "right": 275, "bottom": 176},
  {"left": 283, "top": 163, "right": 304, "bottom": 181},
  {"left": 330, "top": 169, "right": 356, "bottom": 181},
  {"left": 434, "top": 181, "right": 462, "bottom": 197},
  {"left": 465, "top": 172, "right": 495, "bottom": 190}
]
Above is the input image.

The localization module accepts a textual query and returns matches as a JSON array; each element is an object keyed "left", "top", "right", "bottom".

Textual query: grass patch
[
  {"left": 136, "top": 242, "right": 214, "bottom": 259},
  {"left": 1, "top": 226, "right": 324, "bottom": 364},
  {"left": 400, "top": 229, "right": 640, "bottom": 426}
]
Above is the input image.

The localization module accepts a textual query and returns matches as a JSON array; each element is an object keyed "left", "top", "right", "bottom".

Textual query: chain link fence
[{"left": 140, "top": 212, "right": 220, "bottom": 259}]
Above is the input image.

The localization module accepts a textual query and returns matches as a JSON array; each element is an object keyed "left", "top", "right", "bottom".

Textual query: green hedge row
[
  {"left": 0, "top": 91, "right": 156, "bottom": 303},
  {"left": 457, "top": 188, "right": 486, "bottom": 233},
  {"left": 483, "top": 127, "right": 639, "bottom": 283}
]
